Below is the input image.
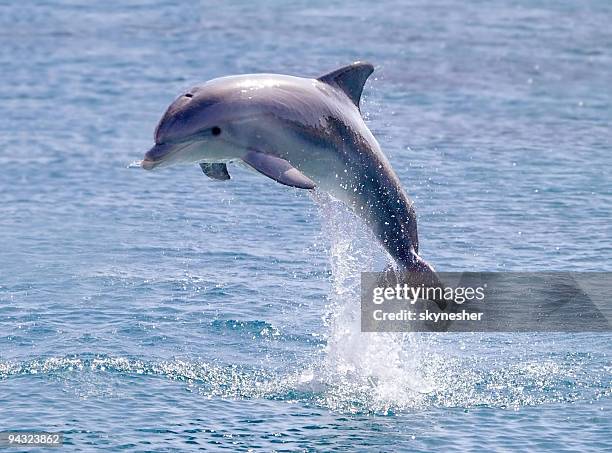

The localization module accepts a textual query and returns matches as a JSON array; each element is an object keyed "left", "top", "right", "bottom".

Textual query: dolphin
[{"left": 141, "top": 62, "right": 446, "bottom": 309}]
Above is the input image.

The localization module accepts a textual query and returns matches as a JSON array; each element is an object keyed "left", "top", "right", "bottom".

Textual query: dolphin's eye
[
  {"left": 184, "top": 93, "right": 193, "bottom": 98},
  {"left": 211, "top": 126, "right": 222, "bottom": 136}
]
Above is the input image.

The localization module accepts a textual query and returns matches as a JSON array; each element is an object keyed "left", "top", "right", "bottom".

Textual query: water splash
[
  {"left": 301, "top": 192, "right": 612, "bottom": 413},
  {"left": 309, "top": 191, "right": 432, "bottom": 412},
  {"left": 1, "top": 350, "right": 607, "bottom": 412}
]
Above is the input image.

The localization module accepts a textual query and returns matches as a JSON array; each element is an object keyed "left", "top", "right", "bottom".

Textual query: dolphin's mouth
[
  {"left": 141, "top": 158, "right": 158, "bottom": 170},
  {"left": 141, "top": 131, "right": 218, "bottom": 170},
  {"left": 141, "top": 142, "right": 180, "bottom": 171}
]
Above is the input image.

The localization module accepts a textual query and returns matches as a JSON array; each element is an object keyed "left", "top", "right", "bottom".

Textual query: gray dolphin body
[{"left": 142, "top": 62, "right": 444, "bottom": 306}]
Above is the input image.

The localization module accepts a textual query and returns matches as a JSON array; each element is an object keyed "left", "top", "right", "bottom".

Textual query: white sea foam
[{"left": 127, "top": 160, "right": 143, "bottom": 169}]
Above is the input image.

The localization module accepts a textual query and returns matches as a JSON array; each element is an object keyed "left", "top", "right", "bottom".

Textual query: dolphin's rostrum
[{"left": 142, "top": 62, "right": 446, "bottom": 309}]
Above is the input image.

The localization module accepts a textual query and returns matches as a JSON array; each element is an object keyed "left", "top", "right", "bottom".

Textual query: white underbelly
[{"left": 294, "top": 149, "right": 361, "bottom": 207}]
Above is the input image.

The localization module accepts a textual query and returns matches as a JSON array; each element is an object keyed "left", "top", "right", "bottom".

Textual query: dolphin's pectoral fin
[
  {"left": 242, "top": 151, "right": 316, "bottom": 190},
  {"left": 318, "top": 61, "right": 374, "bottom": 108},
  {"left": 200, "top": 163, "right": 230, "bottom": 181}
]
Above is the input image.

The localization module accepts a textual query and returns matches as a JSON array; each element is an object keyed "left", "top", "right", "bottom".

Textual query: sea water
[{"left": 1, "top": 0, "right": 610, "bottom": 450}]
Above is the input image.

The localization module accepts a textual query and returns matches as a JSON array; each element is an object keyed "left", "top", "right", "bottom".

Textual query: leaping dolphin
[{"left": 141, "top": 62, "right": 446, "bottom": 309}]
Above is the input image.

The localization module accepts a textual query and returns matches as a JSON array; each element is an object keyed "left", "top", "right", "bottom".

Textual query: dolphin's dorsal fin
[
  {"left": 200, "top": 162, "right": 230, "bottom": 181},
  {"left": 318, "top": 61, "right": 374, "bottom": 108},
  {"left": 242, "top": 150, "right": 315, "bottom": 190}
]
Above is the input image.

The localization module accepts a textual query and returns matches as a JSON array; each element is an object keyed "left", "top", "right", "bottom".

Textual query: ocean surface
[{"left": 1, "top": 0, "right": 611, "bottom": 451}]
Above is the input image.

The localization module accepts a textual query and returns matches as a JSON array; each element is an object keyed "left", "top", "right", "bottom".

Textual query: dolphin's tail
[
  {"left": 390, "top": 249, "right": 448, "bottom": 310},
  {"left": 410, "top": 254, "right": 447, "bottom": 310}
]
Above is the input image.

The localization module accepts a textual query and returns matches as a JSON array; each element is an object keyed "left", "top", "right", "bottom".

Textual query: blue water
[{"left": 1, "top": 0, "right": 611, "bottom": 450}]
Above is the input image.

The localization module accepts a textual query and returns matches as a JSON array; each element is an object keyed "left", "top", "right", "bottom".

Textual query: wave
[{"left": 0, "top": 349, "right": 607, "bottom": 415}]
